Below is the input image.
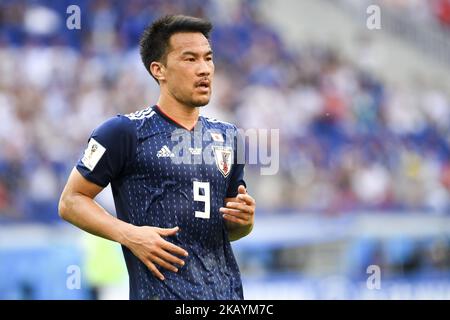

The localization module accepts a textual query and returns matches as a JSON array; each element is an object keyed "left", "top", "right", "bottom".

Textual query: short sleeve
[
  {"left": 76, "top": 115, "right": 137, "bottom": 187},
  {"left": 226, "top": 126, "right": 246, "bottom": 197}
]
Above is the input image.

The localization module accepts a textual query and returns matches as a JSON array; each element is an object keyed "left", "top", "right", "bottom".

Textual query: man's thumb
[
  {"left": 238, "top": 185, "right": 246, "bottom": 194},
  {"left": 156, "top": 226, "right": 179, "bottom": 236}
]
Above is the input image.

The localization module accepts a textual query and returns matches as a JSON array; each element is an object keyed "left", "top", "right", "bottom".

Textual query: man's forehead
[{"left": 168, "top": 32, "right": 211, "bottom": 54}]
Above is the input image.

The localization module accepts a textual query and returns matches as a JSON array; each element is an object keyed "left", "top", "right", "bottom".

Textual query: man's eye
[
  {"left": 206, "top": 56, "right": 213, "bottom": 61},
  {"left": 186, "top": 58, "right": 195, "bottom": 62}
]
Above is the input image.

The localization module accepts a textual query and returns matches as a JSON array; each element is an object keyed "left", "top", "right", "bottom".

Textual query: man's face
[{"left": 162, "top": 32, "right": 214, "bottom": 108}]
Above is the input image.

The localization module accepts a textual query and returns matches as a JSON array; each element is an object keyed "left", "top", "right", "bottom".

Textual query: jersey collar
[{"left": 153, "top": 105, "right": 199, "bottom": 131}]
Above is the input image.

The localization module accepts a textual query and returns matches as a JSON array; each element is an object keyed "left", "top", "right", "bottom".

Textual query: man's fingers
[
  {"left": 152, "top": 255, "right": 179, "bottom": 273},
  {"left": 236, "top": 193, "right": 255, "bottom": 206},
  {"left": 223, "top": 213, "right": 247, "bottom": 225},
  {"left": 224, "top": 201, "right": 252, "bottom": 213},
  {"left": 161, "top": 239, "right": 189, "bottom": 257},
  {"left": 220, "top": 207, "right": 242, "bottom": 214},
  {"left": 158, "top": 248, "right": 186, "bottom": 267},
  {"left": 144, "top": 260, "right": 165, "bottom": 281},
  {"left": 238, "top": 185, "right": 246, "bottom": 195},
  {"left": 155, "top": 226, "right": 179, "bottom": 237},
  {"left": 220, "top": 207, "right": 249, "bottom": 221}
]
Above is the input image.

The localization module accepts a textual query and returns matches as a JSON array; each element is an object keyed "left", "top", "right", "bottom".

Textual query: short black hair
[{"left": 139, "top": 15, "right": 213, "bottom": 83}]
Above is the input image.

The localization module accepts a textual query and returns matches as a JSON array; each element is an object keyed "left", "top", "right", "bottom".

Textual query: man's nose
[{"left": 196, "top": 60, "right": 211, "bottom": 77}]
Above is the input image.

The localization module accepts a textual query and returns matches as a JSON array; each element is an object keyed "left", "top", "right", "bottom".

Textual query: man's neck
[{"left": 156, "top": 95, "right": 199, "bottom": 130}]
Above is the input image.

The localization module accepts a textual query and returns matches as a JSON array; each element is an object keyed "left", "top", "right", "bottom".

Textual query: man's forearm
[{"left": 59, "top": 193, "right": 134, "bottom": 247}]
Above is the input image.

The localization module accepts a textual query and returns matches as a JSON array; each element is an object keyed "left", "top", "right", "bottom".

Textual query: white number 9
[{"left": 193, "top": 181, "right": 210, "bottom": 219}]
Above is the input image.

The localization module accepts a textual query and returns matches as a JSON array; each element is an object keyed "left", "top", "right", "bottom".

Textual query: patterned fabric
[{"left": 76, "top": 105, "right": 246, "bottom": 300}]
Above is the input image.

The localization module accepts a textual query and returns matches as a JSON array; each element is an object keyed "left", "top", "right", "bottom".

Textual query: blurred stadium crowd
[{"left": 0, "top": 0, "right": 450, "bottom": 224}]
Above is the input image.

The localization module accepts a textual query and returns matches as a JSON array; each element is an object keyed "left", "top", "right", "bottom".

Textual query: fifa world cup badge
[{"left": 81, "top": 138, "right": 106, "bottom": 171}]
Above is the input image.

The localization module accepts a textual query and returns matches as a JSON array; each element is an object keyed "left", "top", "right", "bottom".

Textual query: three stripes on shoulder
[{"left": 125, "top": 107, "right": 155, "bottom": 120}]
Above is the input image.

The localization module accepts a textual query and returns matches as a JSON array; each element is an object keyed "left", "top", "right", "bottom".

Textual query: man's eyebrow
[{"left": 181, "top": 50, "right": 213, "bottom": 56}]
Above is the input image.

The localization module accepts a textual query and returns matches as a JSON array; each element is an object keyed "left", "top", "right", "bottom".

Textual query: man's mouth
[{"left": 195, "top": 79, "right": 210, "bottom": 91}]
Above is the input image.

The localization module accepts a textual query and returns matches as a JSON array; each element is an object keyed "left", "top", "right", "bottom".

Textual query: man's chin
[{"left": 191, "top": 97, "right": 210, "bottom": 107}]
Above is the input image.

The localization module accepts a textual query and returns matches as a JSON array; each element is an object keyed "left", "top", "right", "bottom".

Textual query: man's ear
[{"left": 150, "top": 61, "right": 166, "bottom": 82}]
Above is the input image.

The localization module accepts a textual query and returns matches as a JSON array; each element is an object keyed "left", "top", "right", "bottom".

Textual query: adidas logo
[{"left": 157, "top": 145, "right": 175, "bottom": 158}]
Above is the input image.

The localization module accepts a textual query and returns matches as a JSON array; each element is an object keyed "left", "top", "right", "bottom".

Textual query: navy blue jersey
[{"left": 76, "top": 105, "right": 246, "bottom": 300}]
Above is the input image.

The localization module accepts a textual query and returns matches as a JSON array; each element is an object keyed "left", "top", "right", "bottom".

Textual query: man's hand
[
  {"left": 59, "top": 169, "right": 188, "bottom": 281},
  {"left": 220, "top": 185, "right": 255, "bottom": 241},
  {"left": 123, "top": 225, "right": 188, "bottom": 281}
]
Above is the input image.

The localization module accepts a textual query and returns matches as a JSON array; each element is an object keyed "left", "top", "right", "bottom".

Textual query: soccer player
[{"left": 58, "top": 15, "right": 255, "bottom": 300}]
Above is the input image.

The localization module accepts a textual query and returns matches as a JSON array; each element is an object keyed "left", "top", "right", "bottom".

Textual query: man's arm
[
  {"left": 221, "top": 185, "right": 255, "bottom": 241},
  {"left": 59, "top": 168, "right": 188, "bottom": 281}
]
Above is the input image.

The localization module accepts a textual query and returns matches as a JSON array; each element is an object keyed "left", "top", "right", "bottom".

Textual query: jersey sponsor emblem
[
  {"left": 213, "top": 146, "right": 232, "bottom": 177},
  {"left": 81, "top": 138, "right": 106, "bottom": 171},
  {"left": 210, "top": 132, "right": 224, "bottom": 142},
  {"left": 157, "top": 145, "right": 175, "bottom": 158}
]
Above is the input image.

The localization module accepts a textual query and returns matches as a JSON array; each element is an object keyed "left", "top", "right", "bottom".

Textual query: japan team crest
[{"left": 212, "top": 146, "right": 233, "bottom": 177}]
